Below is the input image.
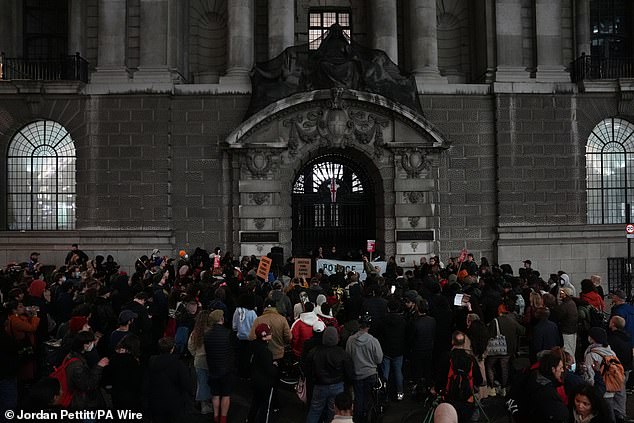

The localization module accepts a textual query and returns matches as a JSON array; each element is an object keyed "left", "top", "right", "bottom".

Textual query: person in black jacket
[
  {"left": 204, "top": 309, "right": 233, "bottom": 423},
  {"left": 306, "top": 326, "right": 354, "bottom": 423},
  {"left": 105, "top": 334, "right": 143, "bottom": 417},
  {"left": 525, "top": 351, "right": 569, "bottom": 422},
  {"left": 466, "top": 313, "right": 489, "bottom": 394},
  {"left": 121, "top": 292, "right": 152, "bottom": 361},
  {"left": 530, "top": 307, "right": 561, "bottom": 362},
  {"left": 444, "top": 331, "right": 483, "bottom": 422},
  {"left": 144, "top": 337, "right": 192, "bottom": 423},
  {"left": 375, "top": 299, "right": 407, "bottom": 400},
  {"left": 247, "top": 323, "right": 277, "bottom": 423},
  {"left": 407, "top": 298, "right": 436, "bottom": 394},
  {"left": 607, "top": 315, "right": 632, "bottom": 422}
]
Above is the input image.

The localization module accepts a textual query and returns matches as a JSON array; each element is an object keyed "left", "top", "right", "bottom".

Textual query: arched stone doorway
[
  {"left": 224, "top": 88, "right": 450, "bottom": 264},
  {"left": 291, "top": 151, "right": 375, "bottom": 258}
]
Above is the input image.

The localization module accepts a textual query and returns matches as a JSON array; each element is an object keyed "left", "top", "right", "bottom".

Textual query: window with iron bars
[
  {"left": 309, "top": 10, "right": 351, "bottom": 50},
  {"left": 586, "top": 117, "right": 634, "bottom": 224},
  {"left": 7, "top": 120, "right": 76, "bottom": 230}
]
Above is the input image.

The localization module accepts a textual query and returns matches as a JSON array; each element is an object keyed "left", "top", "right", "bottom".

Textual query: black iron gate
[
  {"left": 607, "top": 257, "right": 633, "bottom": 294},
  {"left": 292, "top": 154, "right": 374, "bottom": 257}
]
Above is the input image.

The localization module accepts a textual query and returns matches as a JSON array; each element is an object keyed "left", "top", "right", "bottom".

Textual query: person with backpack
[
  {"left": 60, "top": 330, "right": 109, "bottom": 410},
  {"left": 606, "top": 316, "right": 632, "bottom": 423},
  {"left": 444, "top": 331, "right": 483, "bottom": 422},
  {"left": 268, "top": 281, "right": 292, "bottom": 320},
  {"left": 582, "top": 327, "right": 625, "bottom": 422}
]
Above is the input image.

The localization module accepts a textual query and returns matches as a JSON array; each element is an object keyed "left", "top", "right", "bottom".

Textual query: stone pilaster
[
  {"left": 268, "top": 0, "right": 294, "bottom": 59},
  {"left": 535, "top": 0, "right": 568, "bottom": 82},
  {"left": 495, "top": 0, "right": 529, "bottom": 81},
  {"left": 409, "top": 0, "right": 446, "bottom": 84},
  {"left": 68, "top": 0, "right": 86, "bottom": 57},
  {"left": 575, "top": 0, "right": 591, "bottom": 57},
  {"left": 219, "top": 0, "right": 254, "bottom": 87},
  {"left": 371, "top": 0, "right": 398, "bottom": 64},
  {"left": 91, "top": 0, "right": 130, "bottom": 83},
  {"left": 135, "top": 0, "right": 172, "bottom": 83}
]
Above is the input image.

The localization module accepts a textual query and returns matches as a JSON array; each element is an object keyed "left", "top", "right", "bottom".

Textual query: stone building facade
[{"left": 0, "top": 0, "right": 632, "bottom": 287}]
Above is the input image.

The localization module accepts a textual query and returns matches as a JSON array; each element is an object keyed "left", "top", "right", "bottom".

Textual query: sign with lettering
[
  {"left": 294, "top": 258, "right": 312, "bottom": 279},
  {"left": 316, "top": 259, "right": 387, "bottom": 281},
  {"left": 366, "top": 240, "right": 376, "bottom": 253},
  {"left": 256, "top": 256, "right": 272, "bottom": 280}
]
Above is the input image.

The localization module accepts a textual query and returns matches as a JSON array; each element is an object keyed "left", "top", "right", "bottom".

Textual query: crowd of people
[{"left": 0, "top": 245, "right": 633, "bottom": 423}]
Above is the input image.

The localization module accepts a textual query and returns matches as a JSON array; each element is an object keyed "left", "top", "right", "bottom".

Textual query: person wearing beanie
[
  {"left": 582, "top": 326, "right": 621, "bottom": 418},
  {"left": 607, "top": 316, "right": 632, "bottom": 423},
  {"left": 248, "top": 298, "right": 291, "bottom": 361},
  {"left": 204, "top": 309, "right": 233, "bottom": 423},
  {"left": 306, "top": 326, "right": 354, "bottom": 423},
  {"left": 346, "top": 314, "right": 383, "bottom": 423},
  {"left": 247, "top": 323, "right": 276, "bottom": 423}
]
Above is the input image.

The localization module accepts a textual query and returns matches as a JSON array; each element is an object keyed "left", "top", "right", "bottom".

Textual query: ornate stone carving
[
  {"left": 256, "top": 244, "right": 264, "bottom": 254},
  {"left": 410, "top": 242, "right": 419, "bottom": 252},
  {"left": 408, "top": 216, "right": 420, "bottom": 228},
  {"left": 404, "top": 192, "right": 423, "bottom": 204},
  {"left": 245, "top": 149, "right": 273, "bottom": 179},
  {"left": 399, "top": 148, "right": 432, "bottom": 178},
  {"left": 253, "top": 218, "right": 265, "bottom": 230},
  {"left": 250, "top": 193, "right": 270, "bottom": 206},
  {"left": 283, "top": 89, "right": 389, "bottom": 157}
]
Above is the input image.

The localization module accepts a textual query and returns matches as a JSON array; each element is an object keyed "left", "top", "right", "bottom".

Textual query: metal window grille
[
  {"left": 586, "top": 117, "right": 634, "bottom": 224},
  {"left": 607, "top": 257, "right": 633, "bottom": 293},
  {"left": 308, "top": 10, "right": 351, "bottom": 50},
  {"left": 7, "top": 120, "right": 76, "bottom": 230}
]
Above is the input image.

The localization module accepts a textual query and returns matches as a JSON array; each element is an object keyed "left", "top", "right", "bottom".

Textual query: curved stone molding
[{"left": 225, "top": 89, "right": 449, "bottom": 151}]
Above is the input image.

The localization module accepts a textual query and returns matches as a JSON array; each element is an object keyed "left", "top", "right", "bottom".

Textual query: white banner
[{"left": 316, "top": 259, "right": 387, "bottom": 281}]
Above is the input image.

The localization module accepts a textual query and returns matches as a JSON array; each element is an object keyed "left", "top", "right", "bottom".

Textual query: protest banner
[
  {"left": 316, "top": 259, "right": 387, "bottom": 281},
  {"left": 256, "top": 256, "right": 272, "bottom": 280},
  {"left": 294, "top": 258, "right": 312, "bottom": 279}
]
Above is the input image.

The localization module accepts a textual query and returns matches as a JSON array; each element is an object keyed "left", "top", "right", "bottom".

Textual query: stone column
[
  {"left": 135, "top": 0, "right": 172, "bottom": 82},
  {"left": 68, "top": 0, "right": 86, "bottom": 56},
  {"left": 268, "top": 0, "right": 294, "bottom": 59},
  {"left": 371, "top": 0, "right": 398, "bottom": 64},
  {"left": 220, "top": 0, "right": 254, "bottom": 85},
  {"left": 494, "top": 0, "right": 529, "bottom": 81},
  {"left": 576, "top": 0, "right": 591, "bottom": 57},
  {"left": 535, "top": 0, "right": 567, "bottom": 81},
  {"left": 409, "top": 0, "right": 445, "bottom": 83},
  {"left": 92, "top": 0, "right": 130, "bottom": 83},
  {"left": 0, "top": 0, "right": 19, "bottom": 57}
]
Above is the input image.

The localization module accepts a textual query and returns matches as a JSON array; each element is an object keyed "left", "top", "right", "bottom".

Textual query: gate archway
[{"left": 291, "top": 153, "right": 374, "bottom": 257}]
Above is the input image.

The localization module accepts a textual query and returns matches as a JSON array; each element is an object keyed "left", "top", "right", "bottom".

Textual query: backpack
[
  {"left": 445, "top": 356, "right": 474, "bottom": 402},
  {"left": 592, "top": 350, "right": 625, "bottom": 393},
  {"left": 49, "top": 355, "right": 80, "bottom": 408}
]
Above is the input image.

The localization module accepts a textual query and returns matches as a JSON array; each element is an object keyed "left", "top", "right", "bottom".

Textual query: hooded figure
[{"left": 291, "top": 302, "right": 321, "bottom": 358}]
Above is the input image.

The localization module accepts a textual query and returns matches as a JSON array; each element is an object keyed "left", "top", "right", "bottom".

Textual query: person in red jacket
[
  {"left": 290, "top": 302, "right": 321, "bottom": 358},
  {"left": 580, "top": 279, "right": 605, "bottom": 311}
]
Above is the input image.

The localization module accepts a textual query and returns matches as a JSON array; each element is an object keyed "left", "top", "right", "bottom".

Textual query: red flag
[
  {"left": 458, "top": 248, "right": 468, "bottom": 263},
  {"left": 330, "top": 177, "right": 339, "bottom": 203}
]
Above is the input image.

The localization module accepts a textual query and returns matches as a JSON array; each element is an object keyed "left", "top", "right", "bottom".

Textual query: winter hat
[
  {"left": 322, "top": 326, "right": 339, "bottom": 347},
  {"left": 254, "top": 323, "right": 272, "bottom": 340},
  {"left": 118, "top": 310, "right": 138, "bottom": 325},
  {"left": 404, "top": 290, "right": 420, "bottom": 302},
  {"left": 447, "top": 274, "right": 458, "bottom": 285},
  {"left": 313, "top": 320, "right": 326, "bottom": 333},
  {"left": 69, "top": 316, "right": 88, "bottom": 334},
  {"left": 561, "top": 287, "right": 573, "bottom": 297},
  {"left": 588, "top": 327, "right": 608, "bottom": 347},
  {"left": 28, "top": 279, "right": 47, "bottom": 298},
  {"left": 316, "top": 294, "right": 327, "bottom": 307},
  {"left": 208, "top": 309, "right": 224, "bottom": 325}
]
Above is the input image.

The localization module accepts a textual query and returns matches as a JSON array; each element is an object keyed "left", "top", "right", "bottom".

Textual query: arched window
[
  {"left": 7, "top": 120, "right": 76, "bottom": 230},
  {"left": 586, "top": 117, "right": 634, "bottom": 224}
]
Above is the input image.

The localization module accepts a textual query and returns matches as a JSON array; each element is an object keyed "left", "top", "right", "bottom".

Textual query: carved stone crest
[
  {"left": 408, "top": 216, "right": 420, "bottom": 228},
  {"left": 399, "top": 148, "right": 432, "bottom": 178},
  {"left": 283, "top": 89, "right": 389, "bottom": 157},
  {"left": 250, "top": 193, "right": 270, "bottom": 206},
  {"left": 245, "top": 150, "right": 273, "bottom": 179},
  {"left": 404, "top": 192, "right": 423, "bottom": 204},
  {"left": 253, "top": 218, "right": 265, "bottom": 230}
]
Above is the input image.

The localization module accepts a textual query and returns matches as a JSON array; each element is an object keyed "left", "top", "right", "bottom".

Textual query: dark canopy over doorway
[{"left": 292, "top": 152, "right": 375, "bottom": 258}]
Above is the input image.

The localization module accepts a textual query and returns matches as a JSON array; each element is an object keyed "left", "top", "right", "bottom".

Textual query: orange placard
[
  {"left": 294, "top": 258, "right": 312, "bottom": 279},
  {"left": 256, "top": 256, "right": 272, "bottom": 280}
]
